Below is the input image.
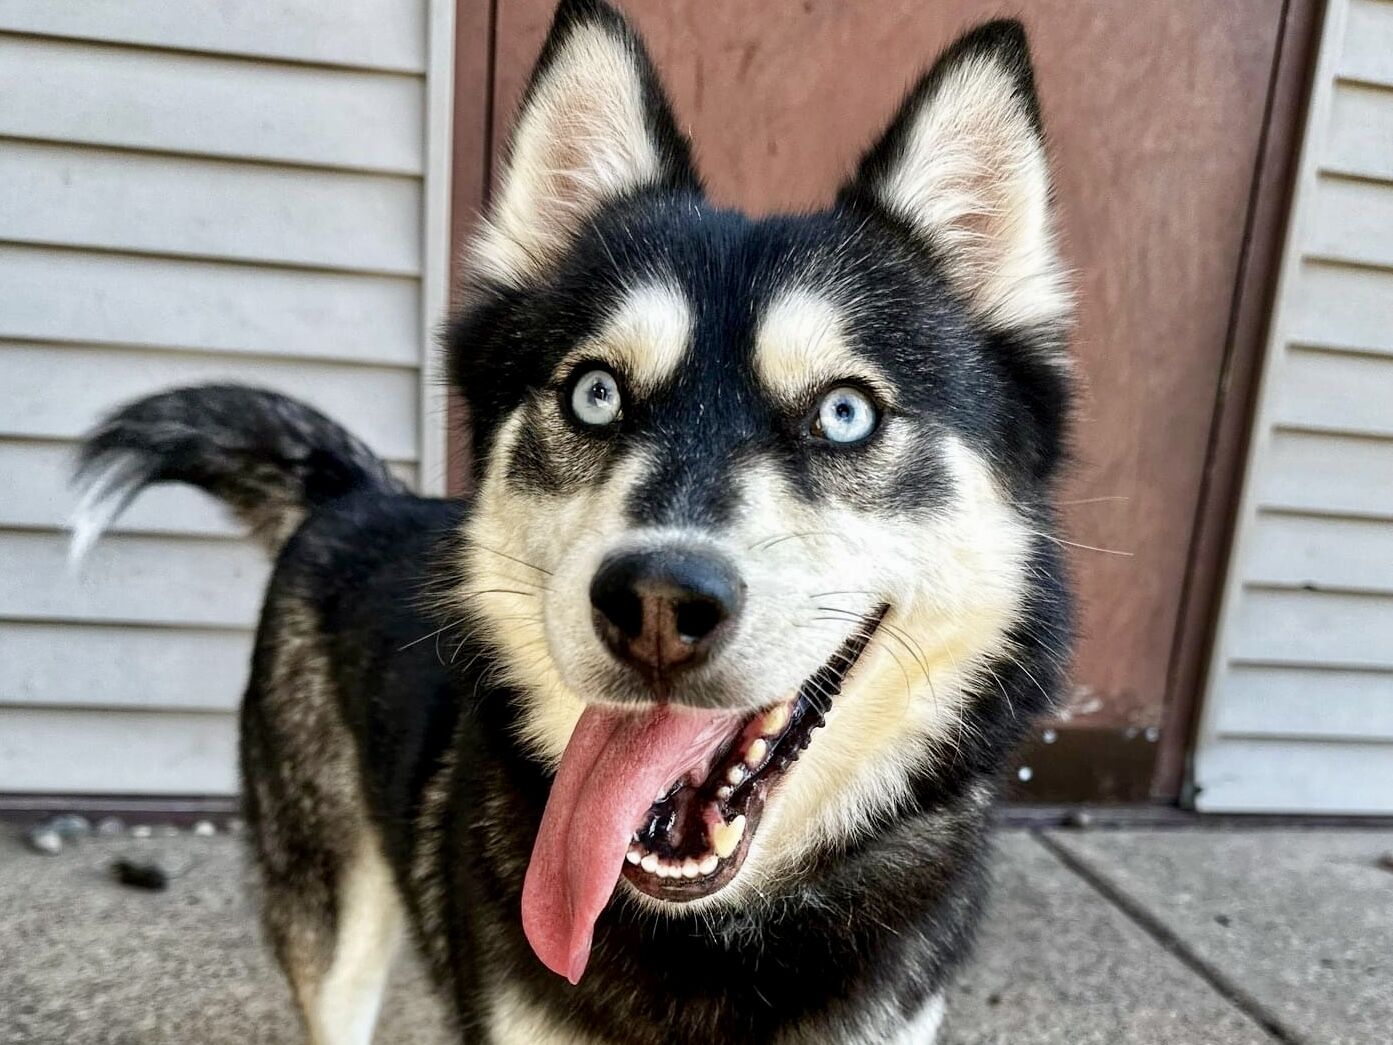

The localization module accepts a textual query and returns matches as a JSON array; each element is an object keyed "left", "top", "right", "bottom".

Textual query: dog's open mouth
[
  {"left": 521, "top": 606, "right": 886, "bottom": 983},
  {"left": 621, "top": 605, "right": 887, "bottom": 900}
]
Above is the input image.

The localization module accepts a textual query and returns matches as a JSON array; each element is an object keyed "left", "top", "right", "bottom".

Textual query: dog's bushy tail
[{"left": 71, "top": 384, "right": 404, "bottom": 560}]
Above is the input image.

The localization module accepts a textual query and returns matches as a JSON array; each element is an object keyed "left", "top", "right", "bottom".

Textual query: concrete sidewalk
[{"left": 0, "top": 825, "right": 1388, "bottom": 1044}]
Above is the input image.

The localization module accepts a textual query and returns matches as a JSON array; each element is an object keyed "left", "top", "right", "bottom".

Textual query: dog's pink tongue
[{"left": 522, "top": 703, "right": 737, "bottom": 984}]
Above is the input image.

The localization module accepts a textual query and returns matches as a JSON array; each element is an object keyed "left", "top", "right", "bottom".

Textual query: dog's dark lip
[{"left": 621, "top": 604, "right": 889, "bottom": 902}]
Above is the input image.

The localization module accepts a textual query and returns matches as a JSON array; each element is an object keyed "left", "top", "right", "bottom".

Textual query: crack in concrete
[{"left": 1031, "top": 830, "right": 1304, "bottom": 1045}]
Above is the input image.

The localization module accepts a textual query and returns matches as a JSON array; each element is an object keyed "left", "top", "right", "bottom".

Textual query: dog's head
[{"left": 448, "top": 0, "right": 1071, "bottom": 981}]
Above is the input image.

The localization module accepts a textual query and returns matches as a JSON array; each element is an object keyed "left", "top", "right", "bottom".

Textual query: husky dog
[{"left": 73, "top": 1, "right": 1073, "bottom": 1041}]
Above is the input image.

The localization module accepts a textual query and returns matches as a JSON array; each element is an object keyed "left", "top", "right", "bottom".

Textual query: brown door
[{"left": 454, "top": 0, "right": 1321, "bottom": 801}]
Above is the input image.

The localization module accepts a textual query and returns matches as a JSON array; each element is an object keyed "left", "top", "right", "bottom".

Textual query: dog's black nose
[{"left": 590, "top": 547, "right": 745, "bottom": 685}]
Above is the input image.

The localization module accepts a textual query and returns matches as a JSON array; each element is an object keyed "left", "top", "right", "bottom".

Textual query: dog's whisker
[
  {"left": 453, "top": 587, "right": 540, "bottom": 600},
  {"left": 1029, "top": 530, "right": 1134, "bottom": 557},
  {"left": 813, "top": 605, "right": 932, "bottom": 679},
  {"left": 748, "top": 530, "right": 853, "bottom": 553},
  {"left": 983, "top": 663, "right": 1018, "bottom": 722},
  {"left": 399, "top": 616, "right": 471, "bottom": 651},
  {"left": 470, "top": 543, "right": 555, "bottom": 577}
]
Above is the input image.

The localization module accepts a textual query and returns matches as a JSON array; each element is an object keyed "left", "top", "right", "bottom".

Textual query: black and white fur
[{"left": 72, "top": 2, "right": 1073, "bottom": 1041}]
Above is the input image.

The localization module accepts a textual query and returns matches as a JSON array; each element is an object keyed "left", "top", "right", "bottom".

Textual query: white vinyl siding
[
  {"left": 1194, "top": 0, "right": 1393, "bottom": 813},
  {"left": 0, "top": 1, "right": 455, "bottom": 795}
]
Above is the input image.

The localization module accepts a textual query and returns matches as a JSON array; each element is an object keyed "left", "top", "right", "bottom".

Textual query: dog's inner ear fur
[
  {"left": 841, "top": 22, "right": 1069, "bottom": 336},
  {"left": 471, "top": 2, "right": 697, "bottom": 288}
]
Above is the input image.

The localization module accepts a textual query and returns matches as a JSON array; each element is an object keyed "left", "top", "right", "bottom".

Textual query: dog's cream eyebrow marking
[
  {"left": 754, "top": 288, "right": 891, "bottom": 404},
  {"left": 564, "top": 283, "right": 692, "bottom": 394}
]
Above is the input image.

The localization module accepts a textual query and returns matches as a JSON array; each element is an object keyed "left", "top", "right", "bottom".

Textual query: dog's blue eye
[
  {"left": 570, "top": 368, "right": 622, "bottom": 426},
  {"left": 813, "top": 386, "right": 877, "bottom": 444}
]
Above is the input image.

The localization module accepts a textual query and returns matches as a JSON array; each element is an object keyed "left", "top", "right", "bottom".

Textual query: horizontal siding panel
[
  {"left": 1305, "top": 174, "right": 1393, "bottom": 270},
  {"left": 1200, "top": 2, "right": 1393, "bottom": 814},
  {"left": 1256, "top": 429, "right": 1393, "bottom": 517},
  {"left": 0, "top": 706, "right": 236, "bottom": 794},
  {"left": 1245, "top": 511, "right": 1393, "bottom": 593},
  {"left": 1324, "top": 81, "right": 1393, "bottom": 182},
  {"left": 1195, "top": 737, "right": 1393, "bottom": 813},
  {"left": 0, "top": 440, "right": 241, "bottom": 538},
  {"left": 1287, "top": 259, "right": 1393, "bottom": 356},
  {"left": 1211, "top": 664, "right": 1393, "bottom": 742},
  {"left": 0, "top": 245, "right": 420, "bottom": 366},
  {"left": 0, "top": 621, "right": 251, "bottom": 712},
  {"left": 0, "top": 35, "right": 423, "bottom": 174},
  {"left": 0, "top": 141, "right": 422, "bottom": 274},
  {"left": 1274, "top": 345, "right": 1393, "bottom": 436},
  {"left": 1340, "top": 0, "right": 1393, "bottom": 88},
  {"left": 0, "top": 343, "right": 420, "bottom": 462},
  {"left": 1229, "top": 588, "right": 1393, "bottom": 668},
  {"left": 0, "top": 531, "right": 268, "bottom": 629},
  {"left": 0, "top": 0, "right": 426, "bottom": 73}
]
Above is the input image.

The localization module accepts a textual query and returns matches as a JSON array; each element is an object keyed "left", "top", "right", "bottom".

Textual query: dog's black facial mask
[{"left": 450, "top": 3, "right": 1071, "bottom": 506}]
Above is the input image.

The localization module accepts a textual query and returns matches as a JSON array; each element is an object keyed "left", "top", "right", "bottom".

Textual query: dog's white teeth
[
  {"left": 630, "top": 845, "right": 723, "bottom": 881},
  {"left": 726, "top": 765, "right": 745, "bottom": 786},
  {"left": 761, "top": 702, "right": 791, "bottom": 735},
  {"left": 710, "top": 815, "right": 747, "bottom": 859},
  {"left": 745, "top": 738, "right": 768, "bottom": 766},
  {"left": 717, "top": 785, "right": 733, "bottom": 801}
]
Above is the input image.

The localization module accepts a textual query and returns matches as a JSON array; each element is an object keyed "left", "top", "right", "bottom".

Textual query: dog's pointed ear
[
  {"left": 839, "top": 21, "right": 1070, "bottom": 336},
  {"left": 470, "top": 0, "right": 699, "bottom": 288}
]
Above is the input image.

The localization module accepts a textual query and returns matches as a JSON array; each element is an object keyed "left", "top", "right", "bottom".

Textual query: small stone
[
  {"left": 1214, "top": 913, "right": 1231, "bottom": 927},
  {"left": 25, "top": 826, "right": 63, "bottom": 856},
  {"left": 49, "top": 814, "right": 92, "bottom": 839},
  {"left": 1016, "top": 766, "right": 1033, "bottom": 782},
  {"left": 131, "top": 825, "right": 153, "bottom": 839},
  {"left": 96, "top": 817, "right": 126, "bottom": 837},
  {"left": 1377, "top": 851, "right": 1393, "bottom": 873},
  {"left": 226, "top": 817, "right": 246, "bottom": 836},
  {"left": 1062, "top": 809, "right": 1094, "bottom": 830},
  {"left": 110, "top": 858, "right": 169, "bottom": 891},
  {"left": 192, "top": 820, "right": 216, "bottom": 837}
]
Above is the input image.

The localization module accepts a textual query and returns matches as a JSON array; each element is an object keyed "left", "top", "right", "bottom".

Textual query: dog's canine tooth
[{"left": 710, "top": 815, "right": 746, "bottom": 859}]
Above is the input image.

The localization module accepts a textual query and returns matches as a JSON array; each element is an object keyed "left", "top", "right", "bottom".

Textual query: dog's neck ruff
[{"left": 520, "top": 608, "right": 886, "bottom": 982}]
